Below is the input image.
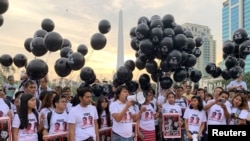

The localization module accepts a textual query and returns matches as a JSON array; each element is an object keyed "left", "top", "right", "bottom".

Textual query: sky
[{"left": 0, "top": 0, "right": 226, "bottom": 82}]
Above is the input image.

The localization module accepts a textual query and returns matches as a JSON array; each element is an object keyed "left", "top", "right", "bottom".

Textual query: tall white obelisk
[{"left": 117, "top": 10, "right": 124, "bottom": 70}]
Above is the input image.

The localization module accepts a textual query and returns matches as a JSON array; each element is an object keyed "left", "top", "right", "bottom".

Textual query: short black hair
[
  {"left": 77, "top": 87, "right": 93, "bottom": 97},
  {"left": 219, "top": 91, "right": 229, "bottom": 96},
  {"left": 115, "top": 85, "right": 128, "bottom": 100},
  {"left": 196, "top": 88, "right": 205, "bottom": 94},
  {"left": 53, "top": 94, "right": 67, "bottom": 108}
]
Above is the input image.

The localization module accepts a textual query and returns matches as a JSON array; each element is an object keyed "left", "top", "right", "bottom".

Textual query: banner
[
  {"left": 43, "top": 132, "right": 68, "bottom": 141},
  {"left": 162, "top": 113, "right": 181, "bottom": 138},
  {"left": 0, "top": 117, "right": 12, "bottom": 141}
]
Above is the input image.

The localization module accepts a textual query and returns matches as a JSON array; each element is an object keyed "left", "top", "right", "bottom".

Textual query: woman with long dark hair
[
  {"left": 12, "top": 93, "right": 41, "bottom": 141},
  {"left": 96, "top": 96, "right": 112, "bottom": 129}
]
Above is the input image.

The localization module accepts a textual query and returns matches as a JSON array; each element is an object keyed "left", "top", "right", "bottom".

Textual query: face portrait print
[
  {"left": 88, "top": 116, "right": 93, "bottom": 126},
  {"left": 195, "top": 117, "right": 200, "bottom": 125},
  {"left": 210, "top": 112, "right": 217, "bottom": 119},
  {"left": 82, "top": 117, "right": 88, "bottom": 127},
  {"left": 189, "top": 116, "right": 194, "bottom": 124},
  {"left": 217, "top": 112, "right": 222, "bottom": 120},
  {"left": 63, "top": 122, "right": 67, "bottom": 131},
  {"left": 145, "top": 112, "right": 150, "bottom": 120},
  {"left": 54, "top": 123, "right": 60, "bottom": 132}
]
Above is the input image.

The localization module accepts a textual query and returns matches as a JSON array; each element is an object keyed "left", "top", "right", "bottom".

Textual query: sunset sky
[{"left": 0, "top": 0, "right": 225, "bottom": 82}]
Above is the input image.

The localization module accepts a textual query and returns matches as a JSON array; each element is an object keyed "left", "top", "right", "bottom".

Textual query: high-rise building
[
  {"left": 222, "top": 0, "right": 250, "bottom": 72},
  {"left": 117, "top": 10, "right": 124, "bottom": 70},
  {"left": 182, "top": 23, "right": 216, "bottom": 77}
]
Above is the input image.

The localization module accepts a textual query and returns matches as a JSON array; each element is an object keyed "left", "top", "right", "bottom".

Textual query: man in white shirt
[
  {"left": 109, "top": 85, "right": 145, "bottom": 141},
  {"left": 226, "top": 74, "right": 247, "bottom": 91},
  {"left": 68, "top": 87, "right": 99, "bottom": 141}
]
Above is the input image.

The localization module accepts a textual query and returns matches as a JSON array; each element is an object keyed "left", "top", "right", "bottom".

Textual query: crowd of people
[{"left": 0, "top": 73, "right": 250, "bottom": 141}]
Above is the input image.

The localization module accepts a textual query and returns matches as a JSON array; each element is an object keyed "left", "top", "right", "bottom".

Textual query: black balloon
[
  {"left": 192, "top": 47, "right": 202, "bottom": 58},
  {"left": 98, "top": 19, "right": 111, "bottom": 34},
  {"left": 173, "top": 68, "right": 188, "bottom": 82},
  {"left": 173, "top": 25, "right": 184, "bottom": 35},
  {"left": 205, "top": 62, "right": 216, "bottom": 74},
  {"left": 166, "top": 50, "right": 182, "bottom": 68},
  {"left": 139, "top": 39, "right": 154, "bottom": 55},
  {"left": 54, "top": 58, "right": 71, "bottom": 77},
  {"left": 190, "top": 69, "right": 202, "bottom": 83},
  {"left": 163, "top": 28, "right": 175, "bottom": 38},
  {"left": 135, "top": 57, "right": 146, "bottom": 70},
  {"left": 131, "top": 37, "right": 140, "bottom": 51},
  {"left": 225, "top": 56, "right": 237, "bottom": 69},
  {"left": 159, "top": 37, "right": 173, "bottom": 53},
  {"left": 0, "top": 54, "right": 12, "bottom": 67},
  {"left": 145, "top": 60, "right": 157, "bottom": 74},
  {"left": 34, "top": 29, "right": 47, "bottom": 38},
  {"left": 151, "top": 69, "right": 163, "bottom": 82},
  {"left": 174, "top": 34, "right": 187, "bottom": 50},
  {"left": 80, "top": 67, "right": 96, "bottom": 84},
  {"left": 221, "top": 69, "right": 231, "bottom": 80},
  {"left": 41, "top": 18, "right": 55, "bottom": 32},
  {"left": 124, "top": 60, "right": 135, "bottom": 71},
  {"left": 160, "top": 76, "right": 173, "bottom": 89},
  {"left": 138, "top": 16, "right": 149, "bottom": 25},
  {"left": 183, "top": 54, "right": 196, "bottom": 68},
  {"left": 211, "top": 67, "right": 222, "bottom": 78},
  {"left": 62, "top": 39, "right": 72, "bottom": 48},
  {"left": 113, "top": 73, "right": 124, "bottom": 87},
  {"left": 135, "top": 23, "right": 150, "bottom": 39},
  {"left": 150, "top": 19, "right": 163, "bottom": 29},
  {"left": 92, "top": 83, "right": 103, "bottom": 97},
  {"left": 195, "top": 37, "right": 203, "bottom": 47},
  {"left": 31, "top": 37, "right": 48, "bottom": 57},
  {"left": 0, "top": 0, "right": 9, "bottom": 14},
  {"left": 0, "top": 15, "right": 3, "bottom": 27},
  {"left": 13, "top": 54, "right": 27, "bottom": 68},
  {"left": 162, "top": 14, "right": 175, "bottom": 28},
  {"left": 183, "top": 38, "right": 196, "bottom": 53},
  {"left": 139, "top": 73, "right": 150, "bottom": 86},
  {"left": 60, "top": 47, "right": 73, "bottom": 58},
  {"left": 150, "top": 27, "right": 163, "bottom": 43},
  {"left": 232, "top": 28, "right": 248, "bottom": 44},
  {"left": 223, "top": 41, "right": 235, "bottom": 54},
  {"left": 44, "top": 32, "right": 63, "bottom": 52},
  {"left": 238, "top": 58, "right": 245, "bottom": 68},
  {"left": 184, "top": 30, "right": 194, "bottom": 38},
  {"left": 77, "top": 44, "right": 88, "bottom": 56},
  {"left": 68, "top": 52, "right": 85, "bottom": 70},
  {"left": 239, "top": 40, "right": 250, "bottom": 56},
  {"left": 102, "top": 83, "right": 113, "bottom": 96},
  {"left": 117, "top": 66, "right": 133, "bottom": 83},
  {"left": 24, "top": 38, "right": 33, "bottom": 52},
  {"left": 160, "top": 59, "right": 171, "bottom": 72},
  {"left": 126, "top": 81, "right": 139, "bottom": 93},
  {"left": 26, "top": 59, "right": 48, "bottom": 80},
  {"left": 130, "top": 27, "right": 137, "bottom": 38},
  {"left": 90, "top": 33, "right": 107, "bottom": 50},
  {"left": 229, "top": 66, "right": 243, "bottom": 79}
]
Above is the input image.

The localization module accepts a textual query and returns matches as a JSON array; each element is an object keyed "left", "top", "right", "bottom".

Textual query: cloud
[{"left": 0, "top": 0, "right": 225, "bottom": 82}]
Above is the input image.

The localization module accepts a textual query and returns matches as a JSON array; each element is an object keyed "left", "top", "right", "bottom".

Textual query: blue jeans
[{"left": 111, "top": 132, "right": 133, "bottom": 141}]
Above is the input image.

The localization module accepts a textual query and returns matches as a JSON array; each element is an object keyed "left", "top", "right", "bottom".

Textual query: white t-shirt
[
  {"left": 162, "top": 103, "right": 182, "bottom": 116},
  {"left": 207, "top": 103, "right": 231, "bottom": 125},
  {"left": 100, "top": 111, "right": 108, "bottom": 129},
  {"left": 68, "top": 104, "right": 98, "bottom": 141},
  {"left": 44, "top": 111, "right": 68, "bottom": 134},
  {"left": 228, "top": 107, "right": 248, "bottom": 125},
  {"left": 0, "top": 99, "right": 10, "bottom": 118},
  {"left": 248, "top": 101, "right": 250, "bottom": 109},
  {"left": 184, "top": 108, "right": 207, "bottom": 133},
  {"left": 109, "top": 100, "right": 135, "bottom": 138},
  {"left": 137, "top": 104, "right": 156, "bottom": 131},
  {"left": 12, "top": 113, "right": 38, "bottom": 141},
  {"left": 40, "top": 107, "right": 53, "bottom": 124}
]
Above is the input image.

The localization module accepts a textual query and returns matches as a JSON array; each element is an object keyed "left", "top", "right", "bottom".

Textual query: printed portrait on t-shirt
[
  {"left": 0, "top": 111, "right": 3, "bottom": 117},
  {"left": 210, "top": 112, "right": 217, "bottom": 119},
  {"left": 33, "top": 122, "right": 38, "bottom": 132},
  {"left": 195, "top": 117, "right": 200, "bottom": 125},
  {"left": 54, "top": 123, "right": 60, "bottom": 132},
  {"left": 145, "top": 112, "right": 150, "bottom": 120},
  {"left": 63, "top": 122, "right": 67, "bottom": 131},
  {"left": 25, "top": 123, "right": 32, "bottom": 133},
  {"left": 121, "top": 111, "right": 133, "bottom": 123},
  {"left": 88, "top": 116, "right": 93, "bottom": 126},
  {"left": 127, "top": 112, "right": 132, "bottom": 121},
  {"left": 189, "top": 116, "right": 194, "bottom": 124},
  {"left": 82, "top": 117, "right": 88, "bottom": 127},
  {"left": 150, "top": 111, "right": 154, "bottom": 119},
  {"left": 217, "top": 112, "right": 222, "bottom": 120}
]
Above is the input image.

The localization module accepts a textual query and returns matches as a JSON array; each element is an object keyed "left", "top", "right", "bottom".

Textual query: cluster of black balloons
[
  {"left": 206, "top": 28, "right": 250, "bottom": 80},
  {"left": 90, "top": 19, "right": 111, "bottom": 50},
  {"left": 125, "top": 14, "right": 203, "bottom": 90},
  {"left": 0, "top": 54, "right": 27, "bottom": 68},
  {"left": 23, "top": 18, "right": 89, "bottom": 79},
  {"left": 0, "top": 0, "right": 9, "bottom": 27}
]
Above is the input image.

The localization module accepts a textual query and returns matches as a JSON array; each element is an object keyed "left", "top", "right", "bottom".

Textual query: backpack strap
[
  {"left": 47, "top": 111, "right": 53, "bottom": 132},
  {"left": 3, "top": 99, "right": 11, "bottom": 109}
]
